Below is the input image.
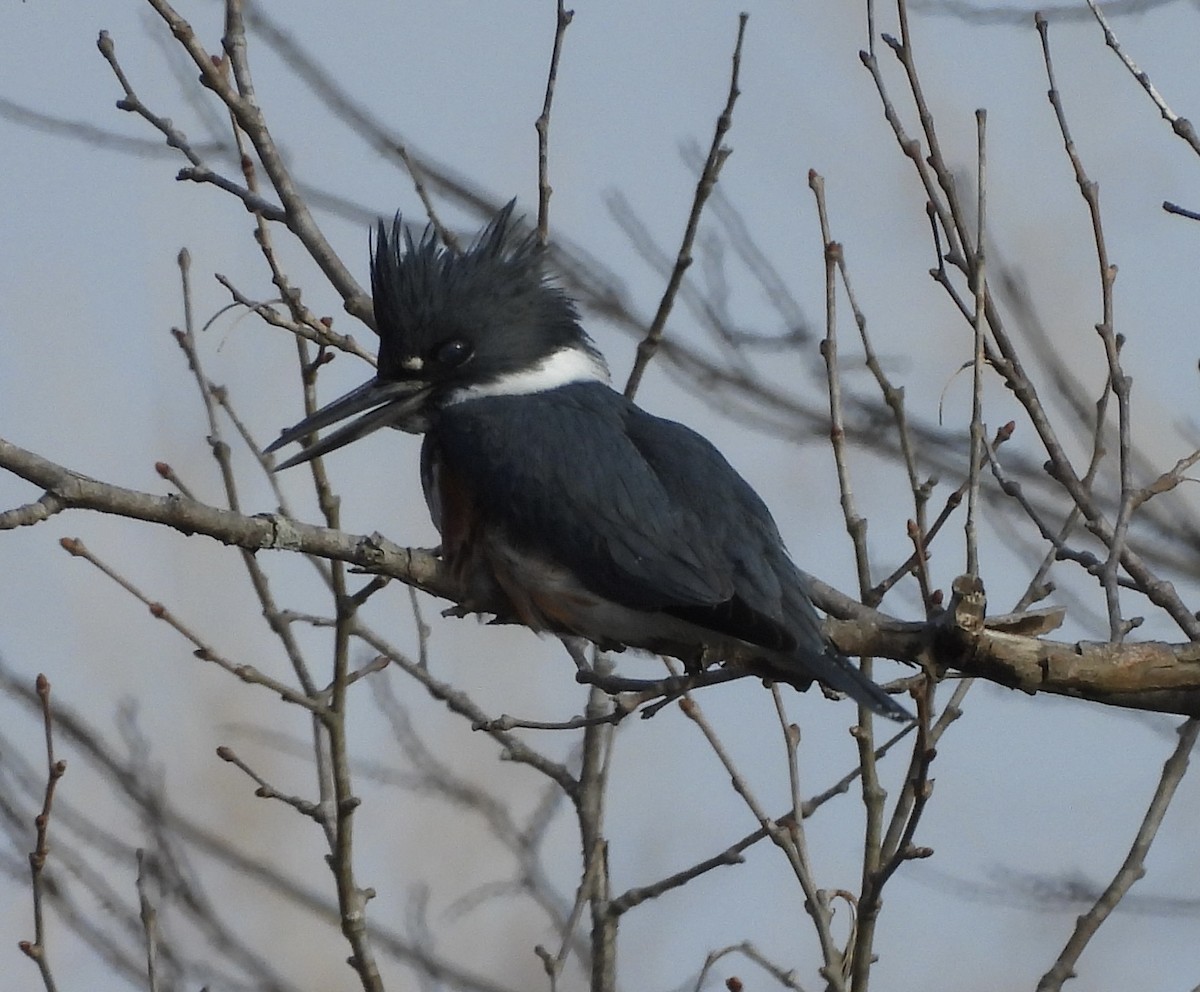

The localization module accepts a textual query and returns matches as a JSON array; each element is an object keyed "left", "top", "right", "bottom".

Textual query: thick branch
[
  {"left": 0, "top": 436, "right": 453, "bottom": 599},
  {"left": 827, "top": 599, "right": 1200, "bottom": 717},
  {"left": 5, "top": 435, "right": 1200, "bottom": 717}
]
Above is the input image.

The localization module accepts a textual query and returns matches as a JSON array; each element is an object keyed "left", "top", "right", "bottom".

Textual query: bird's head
[{"left": 268, "top": 201, "right": 608, "bottom": 469}]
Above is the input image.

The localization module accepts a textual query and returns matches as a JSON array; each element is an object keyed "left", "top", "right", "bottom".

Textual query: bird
[{"left": 267, "top": 203, "right": 911, "bottom": 721}]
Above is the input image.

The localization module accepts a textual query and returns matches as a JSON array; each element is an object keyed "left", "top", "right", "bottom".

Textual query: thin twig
[
  {"left": 537, "top": 829, "right": 601, "bottom": 990},
  {"left": 0, "top": 661, "right": 519, "bottom": 992},
  {"left": 536, "top": 1, "right": 573, "bottom": 244},
  {"left": 369, "top": 674, "right": 582, "bottom": 956},
  {"left": 851, "top": 678, "right": 936, "bottom": 987},
  {"left": 805, "top": 174, "right": 894, "bottom": 984},
  {"left": 965, "top": 109, "right": 987, "bottom": 578},
  {"left": 1037, "top": 14, "right": 1132, "bottom": 642},
  {"left": 817, "top": 183, "right": 933, "bottom": 605},
  {"left": 574, "top": 685, "right": 617, "bottom": 992},
  {"left": 216, "top": 745, "right": 324, "bottom": 820},
  {"left": 678, "top": 694, "right": 846, "bottom": 989},
  {"left": 138, "top": 0, "right": 373, "bottom": 323},
  {"left": 809, "top": 175, "right": 871, "bottom": 597},
  {"left": 96, "top": 31, "right": 286, "bottom": 220},
  {"left": 1037, "top": 718, "right": 1200, "bottom": 991},
  {"left": 624, "top": 13, "right": 748, "bottom": 399},
  {"left": 153, "top": 461, "right": 196, "bottom": 501},
  {"left": 242, "top": 5, "right": 461, "bottom": 248},
  {"left": 135, "top": 850, "right": 161, "bottom": 992},
  {"left": 1131, "top": 448, "right": 1200, "bottom": 510},
  {"left": 872, "top": 422, "right": 1015, "bottom": 604},
  {"left": 868, "top": 3, "right": 1200, "bottom": 642},
  {"left": 215, "top": 274, "right": 375, "bottom": 363},
  {"left": 1084, "top": 0, "right": 1200, "bottom": 156},
  {"left": 808, "top": 168, "right": 897, "bottom": 990},
  {"left": 1163, "top": 200, "right": 1200, "bottom": 222},
  {"left": 860, "top": 15, "right": 962, "bottom": 269},
  {"left": 17, "top": 674, "right": 65, "bottom": 992},
  {"left": 693, "top": 941, "right": 807, "bottom": 992},
  {"left": 610, "top": 720, "right": 915, "bottom": 919},
  {"left": 57, "top": 536, "right": 324, "bottom": 713}
]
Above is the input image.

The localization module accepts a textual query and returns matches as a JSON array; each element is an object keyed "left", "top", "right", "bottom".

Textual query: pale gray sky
[{"left": 2, "top": 2, "right": 1199, "bottom": 990}]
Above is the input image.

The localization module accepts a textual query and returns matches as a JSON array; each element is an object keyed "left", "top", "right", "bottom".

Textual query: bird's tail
[
  {"left": 775, "top": 573, "right": 913, "bottom": 721},
  {"left": 795, "top": 646, "right": 912, "bottom": 722}
]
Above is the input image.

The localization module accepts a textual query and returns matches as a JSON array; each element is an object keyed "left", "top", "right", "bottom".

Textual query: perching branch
[{"left": 6, "top": 434, "right": 1200, "bottom": 716}]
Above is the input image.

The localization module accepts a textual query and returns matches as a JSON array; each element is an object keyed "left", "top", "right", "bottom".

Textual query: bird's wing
[
  {"left": 432, "top": 383, "right": 911, "bottom": 720},
  {"left": 623, "top": 404, "right": 913, "bottom": 719},
  {"left": 430, "top": 385, "right": 727, "bottom": 603},
  {"left": 430, "top": 383, "right": 801, "bottom": 651},
  {"left": 620, "top": 402, "right": 822, "bottom": 654}
]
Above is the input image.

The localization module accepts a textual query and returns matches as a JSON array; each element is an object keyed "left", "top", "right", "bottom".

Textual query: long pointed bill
[{"left": 266, "top": 377, "right": 431, "bottom": 470}]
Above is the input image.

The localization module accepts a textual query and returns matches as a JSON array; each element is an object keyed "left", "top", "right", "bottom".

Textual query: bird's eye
[{"left": 434, "top": 339, "right": 472, "bottom": 368}]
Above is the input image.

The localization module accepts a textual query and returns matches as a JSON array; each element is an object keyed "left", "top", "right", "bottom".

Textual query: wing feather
[
  {"left": 430, "top": 385, "right": 728, "bottom": 607},
  {"left": 430, "top": 383, "right": 808, "bottom": 651},
  {"left": 430, "top": 382, "right": 911, "bottom": 720}
]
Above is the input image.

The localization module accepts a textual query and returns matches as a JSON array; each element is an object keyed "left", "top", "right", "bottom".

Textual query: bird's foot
[{"left": 559, "top": 636, "right": 592, "bottom": 672}]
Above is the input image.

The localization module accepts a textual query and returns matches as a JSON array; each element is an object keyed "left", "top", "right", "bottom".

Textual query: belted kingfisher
[{"left": 268, "top": 203, "right": 910, "bottom": 721}]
